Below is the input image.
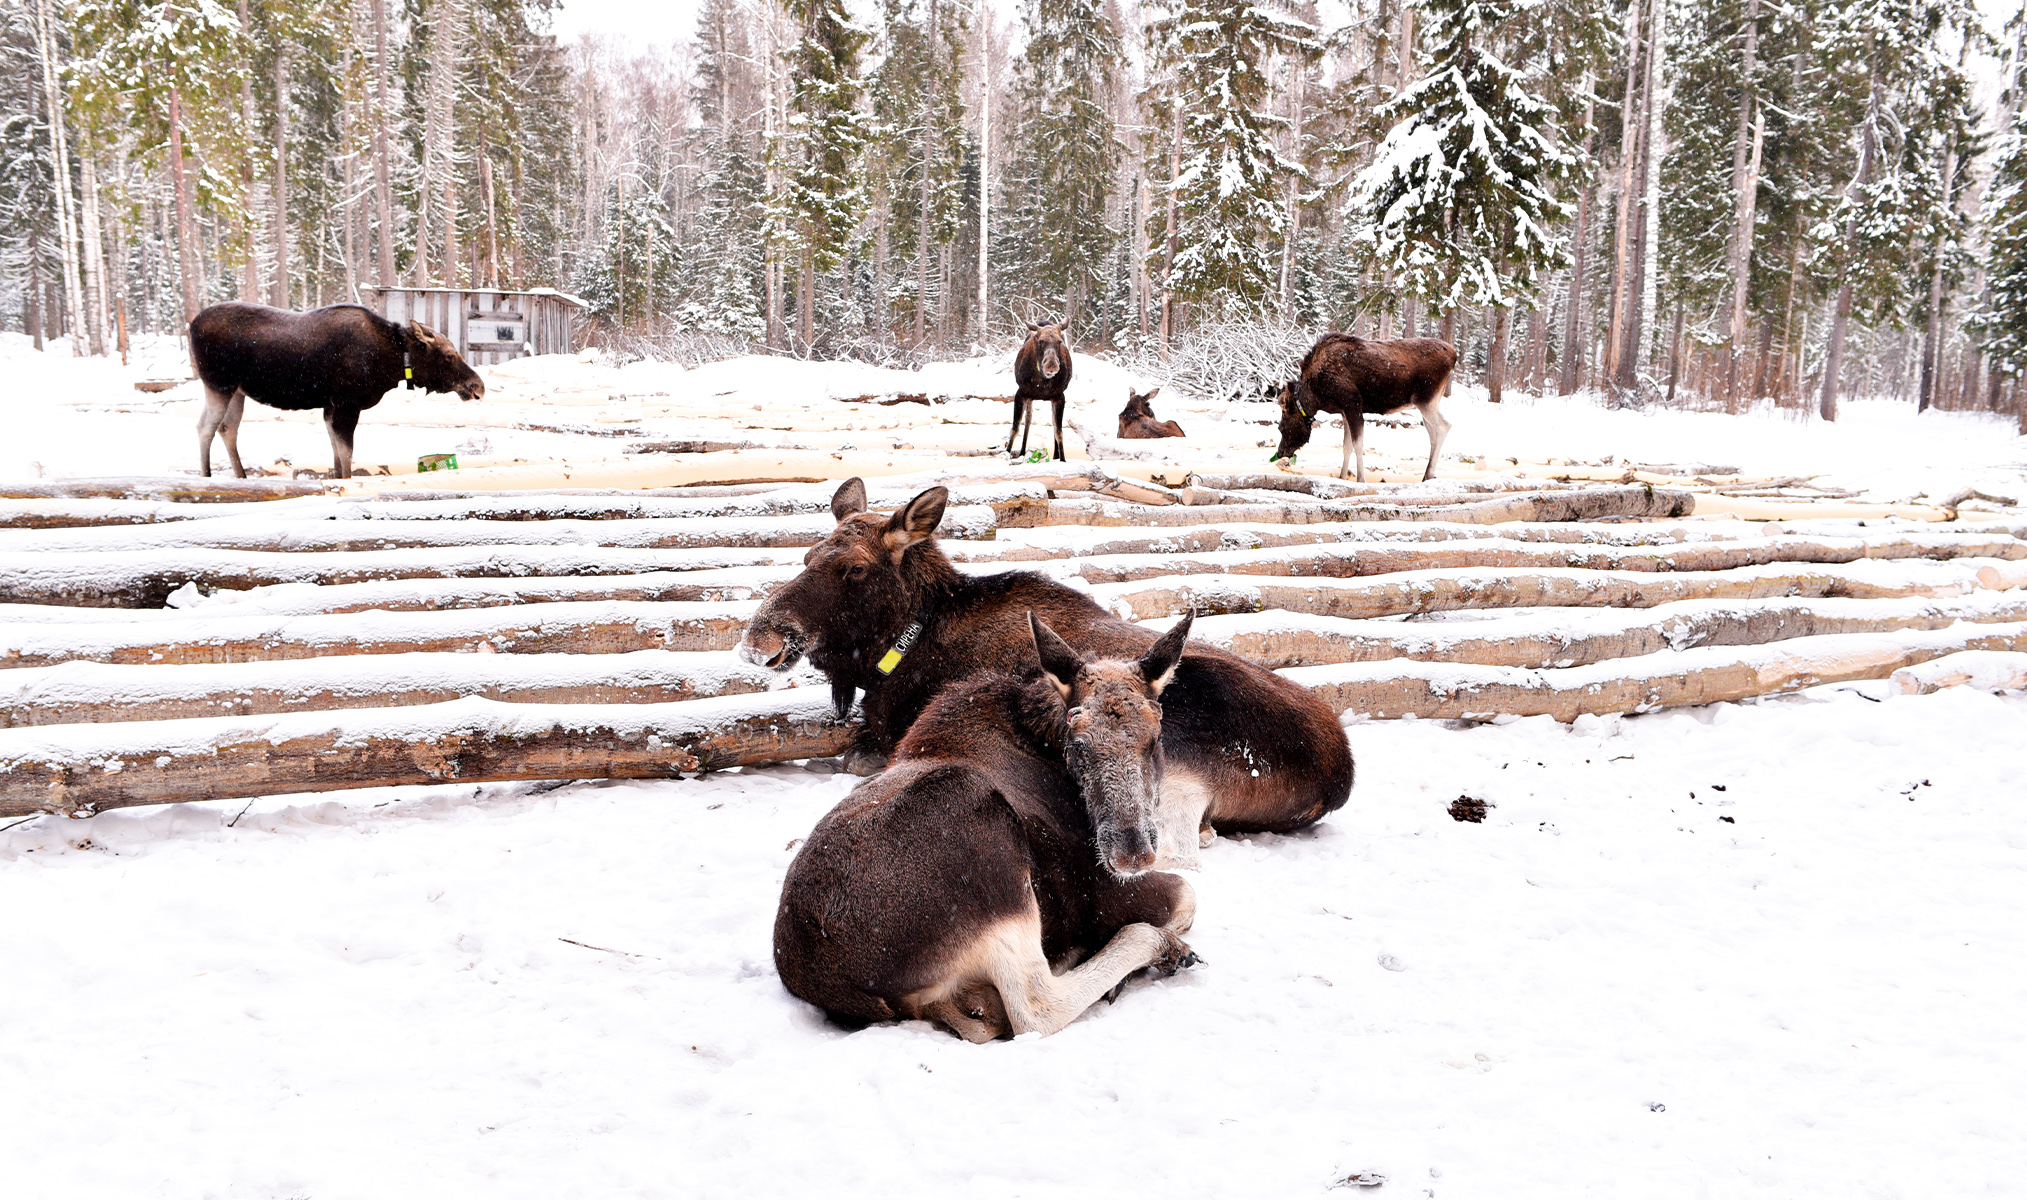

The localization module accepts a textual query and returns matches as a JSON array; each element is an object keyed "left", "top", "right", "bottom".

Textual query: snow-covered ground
[{"left": 4, "top": 336, "right": 2026, "bottom": 1197}]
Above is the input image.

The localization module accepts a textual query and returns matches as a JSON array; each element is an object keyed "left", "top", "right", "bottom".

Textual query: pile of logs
[{"left": 2, "top": 466, "right": 2023, "bottom": 820}]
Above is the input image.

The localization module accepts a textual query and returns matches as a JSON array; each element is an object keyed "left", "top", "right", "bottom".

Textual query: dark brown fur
[
  {"left": 1273, "top": 333, "right": 1457, "bottom": 481},
  {"left": 774, "top": 617, "right": 1198, "bottom": 1041},
  {"left": 1009, "top": 321, "right": 1073, "bottom": 460},
  {"left": 1117, "top": 387, "right": 1184, "bottom": 439},
  {"left": 189, "top": 301, "right": 483, "bottom": 479},
  {"left": 738, "top": 478, "right": 1354, "bottom": 834}
]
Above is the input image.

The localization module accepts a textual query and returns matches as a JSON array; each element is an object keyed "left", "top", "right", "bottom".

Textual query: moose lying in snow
[
  {"left": 1272, "top": 333, "right": 1457, "bottom": 482},
  {"left": 189, "top": 301, "right": 484, "bottom": 479},
  {"left": 1009, "top": 320, "right": 1072, "bottom": 461},
  {"left": 1117, "top": 387, "right": 1183, "bottom": 439},
  {"left": 775, "top": 614, "right": 1200, "bottom": 1041},
  {"left": 737, "top": 478, "right": 1354, "bottom": 840}
]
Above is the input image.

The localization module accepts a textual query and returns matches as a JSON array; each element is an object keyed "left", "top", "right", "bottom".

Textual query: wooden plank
[
  {"left": 0, "top": 477, "right": 341, "bottom": 503},
  {"left": 0, "top": 650, "right": 791, "bottom": 726},
  {"left": 1284, "top": 623, "right": 2027, "bottom": 722},
  {"left": 1029, "top": 486, "right": 1697, "bottom": 528},
  {"left": 0, "top": 599, "right": 761, "bottom": 668},
  {"left": 0, "top": 691, "right": 855, "bottom": 818}
]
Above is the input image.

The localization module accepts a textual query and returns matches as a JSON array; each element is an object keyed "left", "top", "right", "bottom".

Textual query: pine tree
[
  {"left": 1972, "top": 7, "right": 2027, "bottom": 398},
  {"left": 1350, "top": 0, "right": 1577, "bottom": 400}
]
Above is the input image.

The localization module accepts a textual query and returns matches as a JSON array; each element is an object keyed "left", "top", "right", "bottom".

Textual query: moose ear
[
  {"left": 1027, "top": 322, "right": 1040, "bottom": 333},
  {"left": 830, "top": 477, "right": 868, "bottom": 522},
  {"left": 882, "top": 486, "right": 947, "bottom": 560},
  {"left": 1139, "top": 613, "right": 1192, "bottom": 695},
  {"left": 1030, "top": 612, "right": 1084, "bottom": 699},
  {"left": 1143, "top": 386, "right": 1160, "bottom": 401}
]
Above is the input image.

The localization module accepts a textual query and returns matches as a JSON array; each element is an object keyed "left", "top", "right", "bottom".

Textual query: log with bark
[
  {"left": 1888, "top": 650, "right": 2027, "bottom": 696},
  {"left": 1176, "top": 590, "right": 2027, "bottom": 669},
  {"left": 0, "top": 691, "right": 855, "bottom": 818},
  {"left": 0, "top": 504, "right": 1002, "bottom": 557},
  {"left": 1089, "top": 559, "right": 2016, "bottom": 622},
  {"left": 0, "top": 476, "right": 340, "bottom": 503},
  {"left": 0, "top": 599, "right": 761, "bottom": 669},
  {"left": 0, "top": 649, "right": 797, "bottom": 726},
  {"left": 1283, "top": 622, "right": 2027, "bottom": 722},
  {"left": 1042, "top": 532, "right": 2026, "bottom": 587},
  {"left": 1031, "top": 486, "right": 1697, "bottom": 528}
]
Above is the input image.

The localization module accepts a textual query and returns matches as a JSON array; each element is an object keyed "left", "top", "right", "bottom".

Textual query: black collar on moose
[
  {"left": 403, "top": 340, "right": 415, "bottom": 389},
  {"left": 874, "top": 616, "right": 928, "bottom": 675}
]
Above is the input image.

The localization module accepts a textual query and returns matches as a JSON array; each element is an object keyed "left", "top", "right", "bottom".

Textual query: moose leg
[
  {"left": 1051, "top": 397, "right": 1067, "bottom": 462},
  {"left": 196, "top": 386, "right": 235, "bottom": 478},
  {"left": 217, "top": 391, "right": 247, "bottom": 479},
  {"left": 1341, "top": 415, "right": 1367, "bottom": 482},
  {"left": 1006, "top": 398, "right": 1026, "bottom": 457},
  {"left": 1419, "top": 393, "right": 1452, "bottom": 482},
  {"left": 325, "top": 407, "right": 360, "bottom": 480},
  {"left": 1020, "top": 401, "right": 1036, "bottom": 458},
  {"left": 978, "top": 898, "right": 1193, "bottom": 1039}
]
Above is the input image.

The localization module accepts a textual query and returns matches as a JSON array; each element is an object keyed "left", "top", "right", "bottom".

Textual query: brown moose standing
[
  {"left": 1009, "top": 320, "right": 1072, "bottom": 461},
  {"left": 1272, "top": 333, "right": 1456, "bottom": 481},
  {"left": 775, "top": 614, "right": 1200, "bottom": 1041},
  {"left": 189, "top": 301, "right": 484, "bottom": 479},
  {"left": 737, "top": 478, "right": 1355, "bottom": 844}
]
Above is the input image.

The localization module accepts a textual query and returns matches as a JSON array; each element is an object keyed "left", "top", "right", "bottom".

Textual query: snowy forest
[{"left": 4, "top": 0, "right": 2026, "bottom": 423}]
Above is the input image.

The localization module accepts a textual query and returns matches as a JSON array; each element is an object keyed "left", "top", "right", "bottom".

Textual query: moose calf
[
  {"left": 775, "top": 614, "right": 1200, "bottom": 1041},
  {"left": 1118, "top": 387, "right": 1184, "bottom": 439}
]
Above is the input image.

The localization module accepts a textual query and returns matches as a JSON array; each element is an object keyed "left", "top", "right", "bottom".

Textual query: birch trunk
[
  {"left": 271, "top": 42, "right": 291, "bottom": 308},
  {"left": 1720, "top": 0, "right": 1760, "bottom": 400},
  {"left": 1820, "top": 55, "right": 1881, "bottom": 423},
  {"left": 32, "top": 0, "right": 85, "bottom": 351},
  {"left": 1558, "top": 78, "right": 1595, "bottom": 394},
  {"left": 168, "top": 86, "right": 201, "bottom": 324},
  {"left": 372, "top": 0, "right": 397, "bottom": 286}
]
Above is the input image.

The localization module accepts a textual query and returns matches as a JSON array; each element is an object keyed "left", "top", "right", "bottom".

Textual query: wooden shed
[{"left": 362, "top": 287, "right": 586, "bottom": 367}]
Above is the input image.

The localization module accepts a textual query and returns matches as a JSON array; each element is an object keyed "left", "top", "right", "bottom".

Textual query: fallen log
[
  {"left": 0, "top": 691, "right": 855, "bottom": 818},
  {"left": 1033, "top": 486, "right": 1697, "bottom": 528},
  {"left": 1283, "top": 622, "right": 2027, "bottom": 722},
  {"left": 0, "top": 544, "right": 807, "bottom": 608},
  {"left": 1173, "top": 591, "right": 2027, "bottom": 670},
  {"left": 0, "top": 503, "right": 1001, "bottom": 557},
  {"left": 0, "top": 476, "right": 340, "bottom": 503},
  {"left": 1888, "top": 650, "right": 2027, "bottom": 695},
  {"left": 1088, "top": 559, "right": 2015, "bottom": 622},
  {"left": 0, "top": 599, "right": 761, "bottom": 668},
  {"left": 1041, "top": 532, "right": 2027, "bottom": 586},
  {"left": 0, "top": 650, "right": 797, "bottom": 726}
]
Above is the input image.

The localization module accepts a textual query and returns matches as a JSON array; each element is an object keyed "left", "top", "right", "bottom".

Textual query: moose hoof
[
  {"left": 1152, "top": 930, "right": 1200, "bottom": 976},
  {"left": 841, "top": 748, "right": 889, "bottom": 777}
]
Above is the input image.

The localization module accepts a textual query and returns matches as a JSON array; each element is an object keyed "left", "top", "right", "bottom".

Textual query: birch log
[
  {"left": 1089, "top": 560, "right": 2014, "bottom": 622},
  {"left": 0, "top": 650, "right": 796, "bottom": 726},
  {"left": 1888, "top": 650, "right": 2027, "bottom": 696},
  {"left": 0, "top": 691, "right": 855, "bottom": 818},
  {"left": 1178, "top": 590, "right": 2027, "bottom": 670},
  {"left": 1284, "top": 623, "right": 2027, "bottom": 722},
  {"left": 0, "top": 600, "right": 761, "bottom": 668}
]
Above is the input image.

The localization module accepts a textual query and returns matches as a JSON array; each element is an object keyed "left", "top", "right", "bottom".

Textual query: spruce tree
[
  {"left": 999, "top": 0, "right": 1123, "bottom": 325},
  {"left": 769, "top": 0, "right": 873, "bottom": 345},
  {"left": 1350, "top": 0, "right": 1577, "bottom": 399},
  {"left": 1146, "top": 0, "right": 1318, "bottom": 314}
]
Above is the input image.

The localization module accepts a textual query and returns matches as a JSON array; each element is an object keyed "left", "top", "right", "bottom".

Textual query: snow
[
  {"left": 4, "top": 337, "right": 2027, "bottom": 1196},
  {"left": 4, "top": 686, "right": 2024, "bottom": 1195}
]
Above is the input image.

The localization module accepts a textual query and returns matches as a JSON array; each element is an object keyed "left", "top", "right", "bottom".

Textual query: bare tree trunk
[
  {"left": 27, "top": 233, "right": 44, "bottom": 350},
  {"left": 1616, "top": 0, "right": 1663, "bottom": 397},
  {"left": 372, "top": 0, "right": 397, "bottom": 286},
  {"left": 976, "top": 19, "right": 991, "bottom": 342},
  {"left": 1821, "top": 55, "right": 1880, "bottom": 423},
  {"left": 1918, "top": 145, "right": 1959, "bottom": 413},
  {"left": 78, "top": 144, "right": 109, "bottom": 355},
  {"left": 32, "top": 0, "right": 85, "bottom": 351},
  {"left": 1280, "top": 60, "right": 1304, "bottom": 317},
  {"left": 1719, "top": 0, "right": 1760, "bottom": 403},
  {"left": 1665, "top": 300, "right": 1684, "bottom": 403},
  {"left": 236, "top": 0, "right": 262, "bottom": 301},
  {"left": 1160, "top": 97, "right": 1181, "bottom": 361},
  {"left": 271, "top": 41, "right": 291, "bottom": 308},
  {"left": 1487, "top": 307, "right": 1509, "bottom": 402},
  {"left": 1602, "top": 0, "right": 1645, "bottom": 389},
  {"left": 168, "top": 86, "right": 201, "bottom": 325}
]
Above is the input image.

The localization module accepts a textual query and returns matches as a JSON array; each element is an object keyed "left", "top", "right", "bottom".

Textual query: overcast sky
[{"left": 546, "top": 0, "right": 708, "bottom": 50}]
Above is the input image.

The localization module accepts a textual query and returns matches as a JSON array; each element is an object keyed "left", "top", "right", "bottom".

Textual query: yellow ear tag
[{"left": 876, "top": 648, "right": 904, "bottom": 674}]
